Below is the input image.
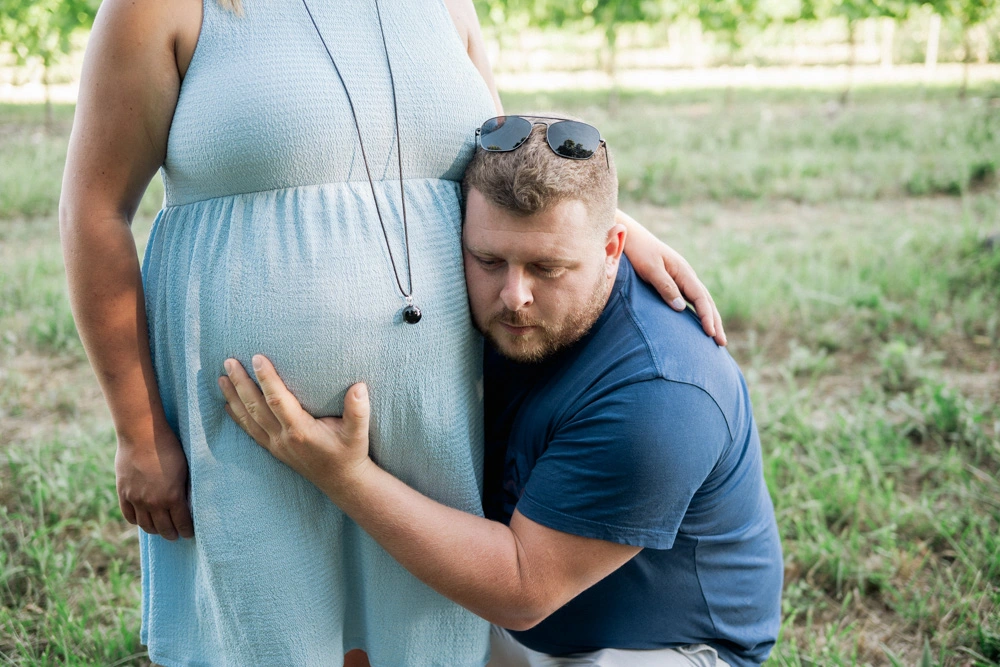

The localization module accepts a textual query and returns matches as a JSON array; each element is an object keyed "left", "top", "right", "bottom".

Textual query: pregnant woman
[{"left": 59, "top": 0, "right": 725, "bottom": 664}]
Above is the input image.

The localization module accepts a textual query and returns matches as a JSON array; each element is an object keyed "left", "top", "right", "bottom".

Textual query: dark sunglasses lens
[
  {"left": 547, "top": 121, "right": 601, "bottom": 159},
  {"left": 479, "top": 116, "right": 533, "bottom": 152}
]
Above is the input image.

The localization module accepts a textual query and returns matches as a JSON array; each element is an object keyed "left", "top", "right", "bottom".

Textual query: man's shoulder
[
  {"left": 597, "top": 262, "right": 747, "bottom": 436},
  {"left": 611, "top": 263, "right": 738, "bottom": 376}
]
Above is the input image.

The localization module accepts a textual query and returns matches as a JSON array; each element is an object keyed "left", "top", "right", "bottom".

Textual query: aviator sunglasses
[{"left": 476, "top": 116, "right": 610, "bottom": 169}]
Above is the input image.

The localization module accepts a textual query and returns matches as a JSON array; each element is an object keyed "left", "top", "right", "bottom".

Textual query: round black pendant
[{"left": 403, "top": 304, "right": 422, "bottom": 324}]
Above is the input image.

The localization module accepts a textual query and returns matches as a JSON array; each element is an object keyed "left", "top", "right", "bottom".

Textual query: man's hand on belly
[
  {"left": 218, "top": 355, "right": 375, "bottom": 493},
  {"left": 218, "top": 355, "right": 639, "bottom": 631}
]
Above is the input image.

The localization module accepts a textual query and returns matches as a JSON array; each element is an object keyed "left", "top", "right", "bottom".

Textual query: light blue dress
[{"left": 139, "top": 0, "right": 496, "bottom": 664}]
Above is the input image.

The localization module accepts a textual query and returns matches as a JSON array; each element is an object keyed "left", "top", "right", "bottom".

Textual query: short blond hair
[{"left": 463, "top": 115, "right": 617, "bottom": 233}]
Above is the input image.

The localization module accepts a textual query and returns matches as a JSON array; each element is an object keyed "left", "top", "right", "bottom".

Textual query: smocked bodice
[{"left": 162, "top": 0, "right": 495, "bottom": 206}]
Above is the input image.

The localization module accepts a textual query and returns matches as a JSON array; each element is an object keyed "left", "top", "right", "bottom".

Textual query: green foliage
[
  {"left": 476, "top": 0, "right": 665, "bottom": 58},
  {"left": 761, "top": 374, "right": 999, "bottom": 664},
  {"left": 0, "top": 0, "right": 98, "bottom": 71},
  {"left": 952, "top": 228, "right": 1000, "bottom": 294},
  {"left": 474, "top": 0, "right": 542, "bottom": 31},
  {"left": 582, "top": 0, "right": 665, "bottom": 42},
  {"left": 785, "top": 339, "right": 837, "bottom": 378},
  {"left": 0, "top": 104, "right": 75, "bottom": 218},
  {"left": 801, "top": 0, "right": 909, "bottom": 23},
  {"left": 920, "top": 637, "right": 933, "bottom": 667},
  {"left": 476, "top": 0, "right": 660, "bottom": 28},
  {"left": 0, "top": 235, "right": 84, "bottom": 358},
  {"left": 928, "top": 0, "right": 997, "bottom": 28},
  {"left": 697, "top": 0, "right": 763, "bottom": 46},
  {"left": 473, "top": 0, "right": 1000, "bottom": 60}
]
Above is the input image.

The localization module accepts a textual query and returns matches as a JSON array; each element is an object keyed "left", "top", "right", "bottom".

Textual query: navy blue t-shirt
[{"left": 483, "top": 257, "right": 783, "bottom": 666}]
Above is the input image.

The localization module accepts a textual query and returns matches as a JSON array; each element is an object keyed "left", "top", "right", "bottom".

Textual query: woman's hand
[
  {"left": 218, "top": 355, "right": 374, "bottom": 494},
  {"left": 617, "top": 210, "right": 727, "bottom": 346},
  {"left": 115, "top": 426, "right": 194, "bottom": 541}
]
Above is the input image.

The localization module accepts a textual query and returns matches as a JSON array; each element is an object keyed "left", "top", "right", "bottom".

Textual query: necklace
[{"left": 300, "top": 0, "right": 421, "bottom": 325}]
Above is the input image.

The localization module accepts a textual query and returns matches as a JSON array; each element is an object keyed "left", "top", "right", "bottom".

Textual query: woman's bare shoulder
[
  {"left": 92, "top": 0, "right": 202, "bottom": 77},
  {"left": 65, "top": 0, "right": 204, "bottom": 218},
  {"left": 439, "top": 0, "right": 502, "bottom": 114},
  {"left": 440, "top": 0, "right": 476, "bottom": 50}
]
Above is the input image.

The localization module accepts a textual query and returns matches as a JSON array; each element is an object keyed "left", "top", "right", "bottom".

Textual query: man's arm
[
  {"left": 328, "top": 468, "right": 639, "bottom": 631},
  {"left": 218, "top": 355, "right": 639, "bottom": 630}
]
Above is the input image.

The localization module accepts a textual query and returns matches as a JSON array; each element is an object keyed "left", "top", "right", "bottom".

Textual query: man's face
[{"left": 463, "top": 188, "right": 623, "bottom": 363}]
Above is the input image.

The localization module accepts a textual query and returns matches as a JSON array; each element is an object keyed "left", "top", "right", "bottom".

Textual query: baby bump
[{"left": 141, "top": 181, "right": 486, "bottom": 513}]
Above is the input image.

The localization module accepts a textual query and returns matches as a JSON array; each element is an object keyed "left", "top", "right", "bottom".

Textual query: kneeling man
[{"left": 219, "top": 119, "right": 783, "bottom": 666}]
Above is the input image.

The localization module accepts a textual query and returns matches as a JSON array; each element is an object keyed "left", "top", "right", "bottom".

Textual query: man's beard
[{"left": 478, "top": 271, "right": 611, "bottom": 364}]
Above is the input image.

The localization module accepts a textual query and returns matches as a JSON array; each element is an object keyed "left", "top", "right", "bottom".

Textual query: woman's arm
[
  {"left": 59, "top": 0, "right": 201, "bottom": 540},
  {"left": 444, "top": 0, "right": 504, "bottom": 115}
]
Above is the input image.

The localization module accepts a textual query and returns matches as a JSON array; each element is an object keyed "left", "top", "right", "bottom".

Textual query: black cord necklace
[{"left": 300, "top": 0, "right": 421, "bottom": 324}]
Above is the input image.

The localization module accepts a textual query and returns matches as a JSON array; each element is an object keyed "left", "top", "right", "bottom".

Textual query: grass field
[{"left": 1, "top": 85, "right": 999, "bottom": 665}]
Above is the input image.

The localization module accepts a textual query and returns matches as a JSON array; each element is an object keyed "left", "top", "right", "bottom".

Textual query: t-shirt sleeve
[{"left": 515, "top": 378, "right": 731, "bottom": 550}]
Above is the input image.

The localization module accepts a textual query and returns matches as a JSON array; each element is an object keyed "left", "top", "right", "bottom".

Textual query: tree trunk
[
  {"left": 692, "top": 21, "right": 706, "bottom": 68},
  {"left": 43, "top": 61, "right": 53, "bottom": 133},
  {"left": 973, "top": 24, "right": 989, "bottom": 64},
  {"left": 606, "top": 23, "right": 620, "bottom": 116},
  {"left": 667, "top": 21, "right": 682, "bottom": 66},
  {"left": 960, "top": 29, "right": 971, "bottom": 100},
  {"left": 925, "top": 13, "right": 941, "bottom": 70},
  {"left": 880, "top": 17, "right": 895, "bottom": 69},
  {"left": 841, "top": 19, "right": 856, "bottom": 106}
]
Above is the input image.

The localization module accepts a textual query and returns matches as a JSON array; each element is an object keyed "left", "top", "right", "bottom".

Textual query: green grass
[
  {"left": 504, "top": 84, "right": 1000, "bottom": 205},
  {"left": 762, "top": 376, "right": 1000, "bottom": 665},
  {"left": 1, "top": 87, "right": 999, "bottom": 665},
  {"left": 1, "top": 430, "right": 146, "bottom": 665},
  {"left": 699, "top": 197, "right": 1000, "bottom": 346},
  {"left": 0, "top": 238, "right": 84, "bottom": 358}
]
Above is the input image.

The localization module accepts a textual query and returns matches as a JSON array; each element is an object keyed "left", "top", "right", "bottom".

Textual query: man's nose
[{"left": 500, "top": 268, "right": 533, "bottom": 311}]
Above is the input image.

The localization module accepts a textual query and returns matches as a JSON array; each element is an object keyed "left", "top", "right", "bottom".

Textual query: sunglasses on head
[{"left": 476, "top": 116, "right": 610, "bottom": 169}]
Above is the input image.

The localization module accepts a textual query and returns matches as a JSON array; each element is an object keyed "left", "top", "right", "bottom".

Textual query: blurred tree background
[
  {"left": 470, "top": 0, "right": 998, "bottom": 85},
  {"left": 1, "top": 0, "right": 998, "bottom": 96},
  {"left": 0, "top": 0, "right": 97, "bottom": 126}
]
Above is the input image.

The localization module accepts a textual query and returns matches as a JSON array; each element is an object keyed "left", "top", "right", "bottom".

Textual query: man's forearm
[
  {"left": 217, "top": 358, "right": 598, "bottom": 628},
  {"left": 219, "top": 356, "right": 643, "bottom": 626},
  {"left": 318, "top": 462, "right": 544, "bottom": 630}
]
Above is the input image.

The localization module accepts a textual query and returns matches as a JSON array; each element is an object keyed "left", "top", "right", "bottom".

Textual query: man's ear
[{"left": 605, "top": 223, "right": 627, "bottom": 276}]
